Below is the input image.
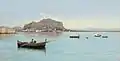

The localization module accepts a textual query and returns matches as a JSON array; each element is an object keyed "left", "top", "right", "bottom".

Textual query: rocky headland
[{"left": 23, "top": 18, "right": 66, "bottom": 32}]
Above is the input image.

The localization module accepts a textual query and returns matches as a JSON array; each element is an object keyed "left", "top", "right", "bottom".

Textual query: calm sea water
[{"left": 0, "top": 32, "right": 120, "bottom": 61}]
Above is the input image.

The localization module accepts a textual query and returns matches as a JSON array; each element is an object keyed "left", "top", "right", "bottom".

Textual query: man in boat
[
  {"left": 17, "top": 40, "right": 20, "bottom": 42},
  {"left": 30, "top": 39, "right": 37, "bottom": 43},
  {"left": 45, "top": 39, "right": 47, "bottom": 42},
  {"left": 34, "top": 40, "right": 36, "bottom": 43},
  {"left": 30, "top": 39, "right": 34, "bottom": 43}
]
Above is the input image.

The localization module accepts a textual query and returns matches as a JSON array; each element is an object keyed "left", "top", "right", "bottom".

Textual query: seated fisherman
[
  {"left": 17, "top": 40, "right": 19, "bottom": 42},
  {"left": 45, "top": 38, "right": 47, "bottom": 42},
  {"left": 34, "top": 40, "right": 36, "bottom": 43},
  {"left": 30, "top": 39, "right": 34, "bottom": 43}
]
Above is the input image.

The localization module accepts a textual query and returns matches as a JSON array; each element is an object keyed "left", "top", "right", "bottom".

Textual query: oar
[{"left": 46, "top": 40, "right": 56, "bottom": 43}]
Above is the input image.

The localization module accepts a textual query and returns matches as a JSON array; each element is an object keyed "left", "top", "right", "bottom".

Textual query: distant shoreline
[
  {"left": 0, "top": 31, "right": 119, "bottom": 34},
  {"left": 65, "top": 29, "right": 120, "bottom": 32},
  {"left": 66, "top": 31, "right": 120, "bottom": 32},
  {"left": 17, "top": 31, "right": 120, "bottom": 33}
]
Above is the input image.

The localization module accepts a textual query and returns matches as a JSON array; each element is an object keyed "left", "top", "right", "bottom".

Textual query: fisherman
[
  {"left": 17, "top": 40, "right": 20, "bottom": 43},
  {"left": 17, "top": 40, "right": 19, "bottom": 42},
  {"left": 34, "top": 40, "right": 36, "bottom": 43},
  {"left": 30, "top": 39, "right": 34, "bottom": 43},
  {"left": 45, "top": 38, "right": 47, "bottom": 42}
]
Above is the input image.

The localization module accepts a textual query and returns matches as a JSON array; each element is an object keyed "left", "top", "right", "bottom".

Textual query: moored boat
[
  {"left": 94, "top": 33, "right": 101, "bottom": 37},
  {"left": 69, "top": 35, "right": 80, "bottom": 38},
  {"left": 102, "top": 36, "right": 108, "bottom": 38}
]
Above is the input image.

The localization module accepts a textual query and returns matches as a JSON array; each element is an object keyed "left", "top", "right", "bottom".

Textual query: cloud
[
  {"left": 63, "top": 20, "right": 120, "bottom": 29},
  {"left": 29, "top": 13, "right": 120, "bottom": 29},
  {"left": 39, "top": 13, "right": 62, "bottom": 21}
]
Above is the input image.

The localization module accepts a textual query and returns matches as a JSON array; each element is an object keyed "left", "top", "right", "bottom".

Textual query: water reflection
[
  {"left": 0, "top": 34, "right": 15, "bottom": 40},
  {"left": 17, "top": 47, "right": 46, "bottom": 55},
  {"left": 23, "top": 32, "right": 62, "bottom": 37}
]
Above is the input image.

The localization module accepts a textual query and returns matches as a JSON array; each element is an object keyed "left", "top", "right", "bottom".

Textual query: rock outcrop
[
  {"left": 23, "top": 18, "right": 65, "bottom": 31},
  {"left": 12, "top": 26, "right": 23, "bottom": 32}
]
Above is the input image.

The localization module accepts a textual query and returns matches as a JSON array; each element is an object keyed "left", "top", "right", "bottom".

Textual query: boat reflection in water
[
  {"left": 23, "top": 32, "right": 62, "bottom": 37},
  {"left": 17, "top": 47, "right": 46, "bottom": 55}
]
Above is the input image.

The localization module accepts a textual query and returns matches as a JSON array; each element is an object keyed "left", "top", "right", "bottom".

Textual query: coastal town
[
  {"left": 0, "top": 26, "right": 16, "bottom": 34},
  {"left": 0, "top": 18, "right": 120, "bottom": 34}
]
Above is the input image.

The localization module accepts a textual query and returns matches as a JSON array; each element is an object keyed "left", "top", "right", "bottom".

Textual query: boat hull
[
  {"left": 69, "top": 36, "right": 79, "bottom": 38},
  {"left": 17, "top": 41, "right": 46, "bottom": 49},
  {"left": 102, "top": 36, "right": 108, "bottom": 38}
]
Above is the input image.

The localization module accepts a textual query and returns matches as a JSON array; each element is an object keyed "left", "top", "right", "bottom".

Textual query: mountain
[
  {"left": 23, "top": 18, "right": 65, "bottom": 31},
  {"left": 12, "top": 26, "right": 23, "bottom": 32}
]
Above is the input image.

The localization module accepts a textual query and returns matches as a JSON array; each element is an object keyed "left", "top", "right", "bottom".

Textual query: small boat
[
  {"left": 94, "top": 33, "right": 101, "bottom": 37},
  {"left": 17, "top": 40, "right": 46, "bottom": 49},
  {"left": 69, "top": 35, "right": 80, "bottom": 38},
  {"left": 102, "top": 36, "right": 108, "bottom": 38}
]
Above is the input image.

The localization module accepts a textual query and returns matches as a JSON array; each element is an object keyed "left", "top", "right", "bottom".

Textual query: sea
[{"left": 0, "top": 32, "right": 120, "bottom": 61}]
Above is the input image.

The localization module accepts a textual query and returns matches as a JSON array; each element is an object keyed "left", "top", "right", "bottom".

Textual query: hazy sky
[{"left": 0, "top": 0, "right": 120, "bottom": 29}]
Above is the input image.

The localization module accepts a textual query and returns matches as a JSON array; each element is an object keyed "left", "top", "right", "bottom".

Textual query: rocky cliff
[
  {"left": 23, "top": 18, "right": 65, "bottom": 31},
  {"left": 12, "top": 26, "right": 23, "bottom": 32}
]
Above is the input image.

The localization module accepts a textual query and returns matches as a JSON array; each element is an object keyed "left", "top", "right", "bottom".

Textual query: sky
[{"left": 0, "top": 0, "right": 120, "bottom": 29}]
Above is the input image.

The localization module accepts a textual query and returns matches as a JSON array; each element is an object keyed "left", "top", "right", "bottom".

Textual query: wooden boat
[{"left": 17, "top": 41, "right": 46, "bottom": 49}]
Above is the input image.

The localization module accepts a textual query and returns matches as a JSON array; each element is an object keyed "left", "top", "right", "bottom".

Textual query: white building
[{"left": 0, "top": 26, "right": 16, "bottom": 34}]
